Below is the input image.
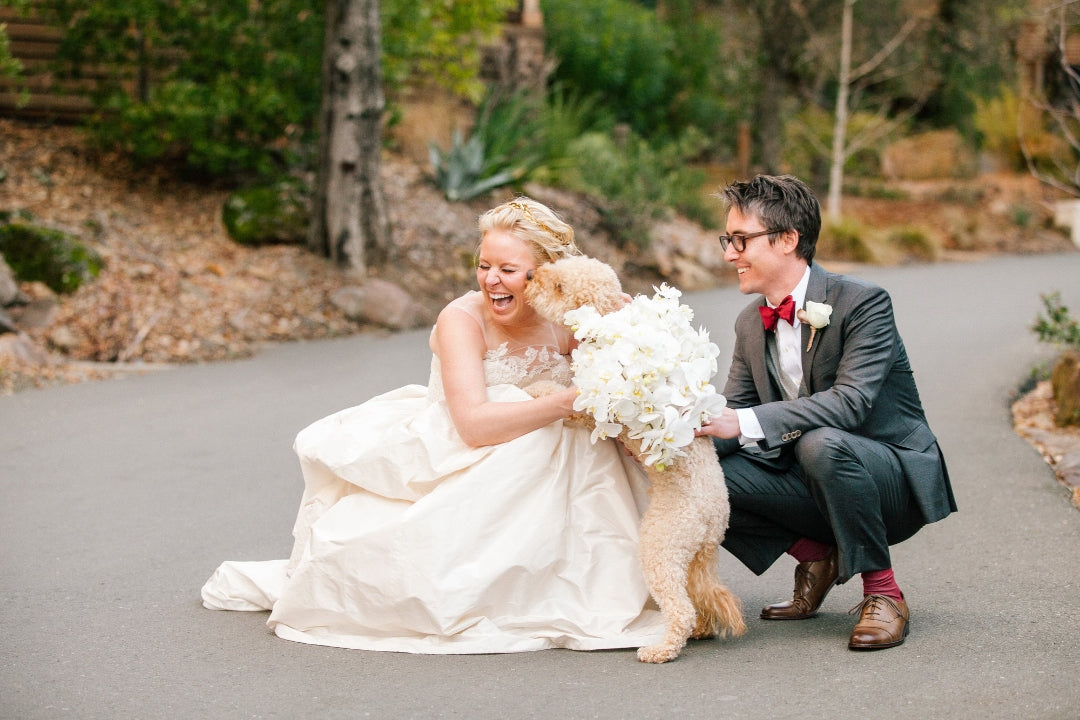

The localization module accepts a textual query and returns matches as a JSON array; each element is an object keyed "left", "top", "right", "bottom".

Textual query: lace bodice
[
  {"left": 427, "top": 292, "right": 573, "bottom": 401},
  {"left": 480, "top": 342, "right": 573, "bottom": 386}
]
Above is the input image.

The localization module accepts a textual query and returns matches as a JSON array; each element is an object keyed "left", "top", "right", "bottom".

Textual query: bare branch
[
  {"left": 850, "top": 15, "right": 923, "bottom": 81},
  {"left": 845, "top": 98, "right": 926, "bottom": 158}
]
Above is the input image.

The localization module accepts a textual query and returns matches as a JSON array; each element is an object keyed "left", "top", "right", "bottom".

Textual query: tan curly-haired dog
[{"left": 523, "top": 255, "right": 746, "bottom": 663}]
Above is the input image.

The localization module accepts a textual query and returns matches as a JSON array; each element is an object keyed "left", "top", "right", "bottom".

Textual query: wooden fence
[
  {"left": 0, "top": 1, "right": 546, "bottom": 125},
  {"left": 0, "top": 5, "right": 98, "bottom": 122}
]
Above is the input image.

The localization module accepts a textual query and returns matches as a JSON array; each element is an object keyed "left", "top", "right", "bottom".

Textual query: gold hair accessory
[{"left": 507, "top": 201, "right": 569, "bottom": 245}]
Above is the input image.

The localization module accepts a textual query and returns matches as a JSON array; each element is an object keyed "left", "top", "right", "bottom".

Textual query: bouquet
[{"left": 565, "top": 284, "right": 727, "bottom": 471}]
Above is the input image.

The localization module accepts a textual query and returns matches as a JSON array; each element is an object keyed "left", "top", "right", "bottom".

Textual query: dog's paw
[
  {"left": 636, "top": 643, "right": 680, "bottom": 664},
  {"left": 563, "top": 411, "right": 594, "bottom": 429},
  {"left": 522, "top": 380, "right": 568, "bottom": 399},
  {"left": 690, "top": 624, "right": 717, "bottom": 640}
]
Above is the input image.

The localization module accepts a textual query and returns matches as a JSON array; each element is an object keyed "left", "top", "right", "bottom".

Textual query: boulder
[
  {"left": 0, "top": 254, "right": 24, "bottom": 306},
  {"left": 0, "top": 306, "right": 15, "bottom": 334},
  {"left": 0, "top": 332, "right": 50, "bottom": 364},
  {"left": 331, "top": 279, "right": 424, "bottom": 330}
]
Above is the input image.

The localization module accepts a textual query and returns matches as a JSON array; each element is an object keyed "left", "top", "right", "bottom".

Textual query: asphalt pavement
[{"left": 2, "top": 251, "right": 1079, "bottom": 719}]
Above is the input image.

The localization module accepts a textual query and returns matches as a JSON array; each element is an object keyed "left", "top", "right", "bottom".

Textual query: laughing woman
[{"left": 201, "top": 197, "right": 665, "bottom": 653}]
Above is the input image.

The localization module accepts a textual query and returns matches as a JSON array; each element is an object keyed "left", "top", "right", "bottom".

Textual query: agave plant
[
  {"left": 429, "top": 89, "right": 541, "bottom": 202},
  {"left": 429, "top": 129, "right": 522, "bottom": 202}
]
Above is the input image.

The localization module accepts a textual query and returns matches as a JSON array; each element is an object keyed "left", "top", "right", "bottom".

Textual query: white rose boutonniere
[{"left": 796, "top": 300, "right": 832, "bottom": 351}]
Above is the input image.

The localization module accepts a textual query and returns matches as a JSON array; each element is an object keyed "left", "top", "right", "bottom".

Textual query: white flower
[
  {"left": 568, "top": 284, "right": 726, "bottom": 470},
  {"left": 796, "top": 300, "right": 832, "bottom": 351}
]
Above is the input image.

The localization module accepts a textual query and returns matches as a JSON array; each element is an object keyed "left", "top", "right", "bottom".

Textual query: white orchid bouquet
[{"left": 564, "top": 284, "right": 727, "bottom": 471}]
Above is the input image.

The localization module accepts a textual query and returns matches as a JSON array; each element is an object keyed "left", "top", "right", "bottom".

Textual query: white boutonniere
[{"left": 796, "top": 300, "right": 832, "bottom": 351}]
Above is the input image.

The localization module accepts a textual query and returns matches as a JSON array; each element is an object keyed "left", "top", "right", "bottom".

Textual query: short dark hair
[{"left": 719, "top": 174, "right": 821, "bottom": 265}]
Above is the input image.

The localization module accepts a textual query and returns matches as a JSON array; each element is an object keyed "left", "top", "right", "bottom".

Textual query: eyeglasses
[{"left": 718, "top": 228, "right": 784, "bottom": 252}]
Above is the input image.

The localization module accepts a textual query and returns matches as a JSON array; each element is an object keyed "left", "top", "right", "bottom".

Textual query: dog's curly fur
[{"left": 523, "top": 255, "right": 746, "bottom": 663}]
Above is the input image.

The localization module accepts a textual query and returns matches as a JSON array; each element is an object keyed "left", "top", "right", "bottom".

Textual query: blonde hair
[{"left": 477, "top": 196, "right": 581, "bottom": 265}]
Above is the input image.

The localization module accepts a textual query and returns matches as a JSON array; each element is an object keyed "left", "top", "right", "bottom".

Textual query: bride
[{"left": 202, "top": 196, "right": 665, "bottom": 653}]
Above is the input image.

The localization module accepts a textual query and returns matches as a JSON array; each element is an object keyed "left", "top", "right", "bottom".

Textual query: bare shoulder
[{"left": 434, "top": 292, "right": 485, "bottom": 349}]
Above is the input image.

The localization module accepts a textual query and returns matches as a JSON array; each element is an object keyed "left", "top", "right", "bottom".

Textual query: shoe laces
[{"left": 848, "top": 594, "right": 901, "bottom": 619}]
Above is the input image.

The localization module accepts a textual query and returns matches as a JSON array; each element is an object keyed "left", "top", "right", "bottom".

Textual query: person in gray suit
[{"left": 697, "top": 174, "right": 955, "bottom": 650}]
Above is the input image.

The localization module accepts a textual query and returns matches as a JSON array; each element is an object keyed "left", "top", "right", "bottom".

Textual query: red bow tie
[{"left": 760, "top": 295, "right": 796, "bottom": 332}]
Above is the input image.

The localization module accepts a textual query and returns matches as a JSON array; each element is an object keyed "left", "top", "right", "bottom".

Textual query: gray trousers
[{"left": 716, "top": 427, "right": 926, "bottom": 583}]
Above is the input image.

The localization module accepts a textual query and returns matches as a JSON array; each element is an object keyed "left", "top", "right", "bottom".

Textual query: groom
[{"left": 697, "top": 174, "right": 955, "bottom": 650}]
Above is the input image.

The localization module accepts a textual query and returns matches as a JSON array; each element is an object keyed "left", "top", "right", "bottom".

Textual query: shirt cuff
[{"left": 735, "top": 408, "right": 764, "bottom": 445}]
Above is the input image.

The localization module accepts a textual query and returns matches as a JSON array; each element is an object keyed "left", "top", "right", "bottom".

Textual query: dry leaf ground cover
[{"left": 0, "top": 119, "right": 484, "bottom": 392}]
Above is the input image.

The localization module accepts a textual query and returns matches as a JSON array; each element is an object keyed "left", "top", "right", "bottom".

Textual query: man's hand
[{"left": 696, "top": 407, "right": 742, "bottom": 440}]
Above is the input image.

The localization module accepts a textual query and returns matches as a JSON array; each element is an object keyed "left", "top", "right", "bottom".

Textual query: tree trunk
[
  {"left": 309, "top": 0, "right": 392, "bottom": 272},
  {"left": 826, "top": 0, "right": 855, "bottom": 222}
]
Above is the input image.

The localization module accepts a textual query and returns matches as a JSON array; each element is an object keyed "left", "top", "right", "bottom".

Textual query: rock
[
  {"left": 1050, "top": 350, "right": 1080, "bottom": 427},
  {"left": 7, "top": 296, "right": 59, "bottom": 330},
  {"left": 646, "top": 217, "right": 729, "bottom": 290},
  {"left": 1020, "top": 427, "right": 1080, "bottom": 458},
  {"left": 0, "top": 254, "right": 25, "bottom": 306},
  {"left": 1056, "top": 450, "right": 1080, "bottom": 490},
  {"left": 331, "top": 279, "right": 424, "bottom": 330},
  {"left": 0, "top": 306, "right": 15, "bottom": 334},
  {"left": 48, "top": 325, "right": 80, "bottom": 352},
  {"left": 0, "top": 333, "right": 50, "bottom": 364}
]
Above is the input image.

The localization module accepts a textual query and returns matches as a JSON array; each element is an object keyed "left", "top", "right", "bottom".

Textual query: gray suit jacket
[{"left": 718, "top": 263, "right": 956, "bottom": 524}]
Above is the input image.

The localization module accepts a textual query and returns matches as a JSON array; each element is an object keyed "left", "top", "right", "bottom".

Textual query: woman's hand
[{"left": 555, "top": 384, "right": 579, "bottom": 417}]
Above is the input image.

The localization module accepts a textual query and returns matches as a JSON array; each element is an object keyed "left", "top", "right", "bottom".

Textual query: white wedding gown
[{"left": 202, "top": 292, "right": 664, "bottom": 653}]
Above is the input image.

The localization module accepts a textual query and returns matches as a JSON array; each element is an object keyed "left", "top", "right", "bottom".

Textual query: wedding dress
[{"left": 201, "top": 291, "right": 664, "bottom": 653}]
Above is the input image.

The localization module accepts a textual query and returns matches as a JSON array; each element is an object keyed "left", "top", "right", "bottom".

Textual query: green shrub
[
  {"left": 973, "top": 87, "right": 1024, "bottom": 171},
  {"left": 884, "top": 225, "right": 939, "bottom": 262},
  {"left": 784, "top": 105, "right": 893, "bottom": 182},
  {"left": 818, "top": 218, "right": 875, "bottom": 263},
  {"left": 541, "top": 0, "right": 738, "bottom": 151},
  {"left": 47, "top": 1, "right": 514, "bottom": 181},
  {"left": 560, "top": 128, "right": 715, "bottom": 248},
  {"left": 222, "top": 181, "right": 310, "bottom": 246},
  {"left": 530, "top": 84, "right": 614, "bottom": 186},
  {"left": 1033, "top": 292, "right": 1080, "bottom": 351},
  {"left": 1033, "top": 293, "right": 1080, "bottom": 427},
  {"left": 542, "top": 0, "right": 674, "bottom": 138},
  {"left": 47, "top": 1, "right": 323, "bottom": 180},
  {"left": 560, "top": 131, "right": 659, "bottom": 248},
  {"left": 0, "top": 222, "right": 102, "bottom": 294}
]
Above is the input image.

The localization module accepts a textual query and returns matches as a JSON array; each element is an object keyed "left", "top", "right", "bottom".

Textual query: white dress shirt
[{"left": 736, "top": 266, "right": 811, "bottom": 442}]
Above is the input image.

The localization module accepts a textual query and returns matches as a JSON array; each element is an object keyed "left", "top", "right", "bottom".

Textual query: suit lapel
[
  {"left": 800, "top": 263, "right": 830, "bottom": 395},
  {"left": 750, "top": 299, "right": 781, "bottom": 402}
]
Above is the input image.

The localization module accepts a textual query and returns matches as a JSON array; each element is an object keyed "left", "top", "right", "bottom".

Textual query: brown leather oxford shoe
[
  {"left": 848, "top": 594, "right": 910, "bottom": 650},
  {"left": 760, "top": 547, "right": 839, "bottom": 620}
]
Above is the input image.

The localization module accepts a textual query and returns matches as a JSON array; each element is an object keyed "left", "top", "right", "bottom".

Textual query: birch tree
[
  {"left": 310, "top": 0, "right": 392, "bottom": 272},
  {"left": 824, "top": 0, "right": 930, "bottom": 220},
  {"left": 1020, "top": 0, "right": 1080, "bottom": 197}
]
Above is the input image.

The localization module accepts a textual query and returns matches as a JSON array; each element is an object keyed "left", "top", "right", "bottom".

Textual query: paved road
[{"left": 2, "top": 252, "right": 1079, "bottom": 720}]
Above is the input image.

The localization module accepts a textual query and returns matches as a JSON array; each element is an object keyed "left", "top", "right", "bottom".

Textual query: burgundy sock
[
  {"left": 787, "top": 537, "right": 833, "bottom": 563},
  {"left": 861, "top": 568, "right": 903, "bottom": 600}
]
